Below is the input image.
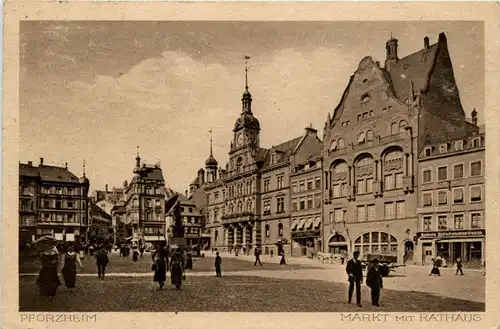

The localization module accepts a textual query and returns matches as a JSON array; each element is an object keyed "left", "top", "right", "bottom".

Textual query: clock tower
[{"left": 229, "top": 57, "right": 260, "bottom": 173}]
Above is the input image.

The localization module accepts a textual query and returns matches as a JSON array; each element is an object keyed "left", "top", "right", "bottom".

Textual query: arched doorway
[
  {"left": 404, "top": 240, "right": 414, "bottom": 263},
  {"left": 328, "top": 234, "right": 348, "bottom": 255}
]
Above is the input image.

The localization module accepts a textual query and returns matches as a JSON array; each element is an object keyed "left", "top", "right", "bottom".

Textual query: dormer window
[
  {"left": 439, "top": 144, "right": 448, "bottom": 153},
  {"left": 424, "top": 147, "right": 432, "bottom": 157},
  {"left": 270, "top": 153, "right": 275, "bottom": 165},
  {"left": 472, "top": 138, "right": 480, "bottom": 148},
  {"left": 455, "top": 140, "right": 464, "bottom": 150}
]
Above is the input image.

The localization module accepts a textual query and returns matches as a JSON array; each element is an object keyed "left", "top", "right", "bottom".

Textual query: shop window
[
  {"left": 438, "top": 215, "right": 448, "bottom": 230},
  {"left": 423, "top": 216, "right": 432, "bottom": 231},
  {"left": 422, "top": 169, "right": 432, "bottom": 183},
  {"left": 453, "top": 164, "right": 464, "bottom": 179},
  {"left": 454, "top": 214, "right": 464, "bottom": 229},
  {"left": 470, "top": 185, "right": 482, "bottom": 202},
  {"left": 471, "top": 213, "right": 482, "bottom": 229},
  {"left": 470, "top": 161, "right": 482, "bottom": 177}
]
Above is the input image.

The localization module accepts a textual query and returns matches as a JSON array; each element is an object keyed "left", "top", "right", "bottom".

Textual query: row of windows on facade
[
  {"left": 422, "top": 213, "right": 482, "bottom": 231},
  {"left": 131, "top": 186, "right": 163, "bottom": 195},
  {"left": 330, "top": 119, "right": 407, "bottom": 151},
  {"left": 131, "top": 199, "right": 163, "bottom": 208},
  {"left": 291, "top": 177, "right": 321, "bottom": 193},
  {"left": 353, "top": 231, "right": 399, "bottom": 255},
  {"left": 36, "top": 199, "right": 86, "bottom": 210},
  {"left": 330, "top": 151, "right": 403, "bottom": 176},
  {"left": 329, "top": 200, "right": 407, "bottom": 223},
  {"left": 38, "top": 212, "right": 84, "bottom": 223},
  {"left": 21, "top": 186, "right": 85, "bottom": 196},
  {"left": 422, "top": 161, "right": 482, "bottom": 183},
  {"left": 264, "top": 223, "right": 284, "bottom": 237},
  {"left": 35, "top": 228, "right": 80, "bottom": 235},
  {"left": 421, "top": 185, "right": 483, "bottom": 206},
  {"left": 423, "top": 137, "right": 483, "bottom": 157},
  {"left": 291, "top": 194, "right": 322, "bottom": 211}
]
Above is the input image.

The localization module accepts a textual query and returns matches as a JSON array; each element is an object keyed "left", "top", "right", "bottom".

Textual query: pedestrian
[
  {"left": 132, "top": 247, "right": 139, "bottom": 262},
  {"left": 455, "top": 257, "right": 464, "bottom": 275},
  {"left": 89, "top": 244, "right": 95, "bottom": 257},
  {"left": 254, "top": 247, "right": 262, "bottom": 266},
  {"left": 186, "top": 253, "right": 193, "bottom": 270},
  {"left": 36, "top": 243, "right": 61, "bottom": 302},
  {"left": 95, "top": 246, "right": 109, "bottom": 279},
  {"left": 61, "top": 244, "right": 84, "bottom": 292},
  {"left": 366, "top": 258, "right": 383, "bottom": 307},
  {"left": 483, "top": 260, "right": 486, "bottom": 276},
  {"left": 270, "top": 250, "right": 274, "bottom": 258},
  {"left": 346, "top": 250, "right": 363, "bottom": 307},
  {"left": 139, "top": 245, "right": 145, "bottom": 258},
  {"left": 429, "top": 258, "right": 441, "bottom": 276},
  {"left": 170, "top": 253, "right": 184, "bottom": 290},
  {"left": 152, "top": 242, "right": 168, "bottom": 290},
  {"left": 280, "top": 251, "right": 286, "bottom": 265},
  {"left": 215, "top": 251, "right": 222, "bottom": 277}
]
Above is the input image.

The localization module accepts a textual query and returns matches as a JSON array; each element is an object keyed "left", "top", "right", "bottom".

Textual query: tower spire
[
  {"left": 209, "top": 129, "right": 213, "bottom": 156},
  {"left": 244, "top": 55, "right": 250, "bottom": 90},
  {"left": 83, "top": 159, "right": 86, "bottom": 177}
]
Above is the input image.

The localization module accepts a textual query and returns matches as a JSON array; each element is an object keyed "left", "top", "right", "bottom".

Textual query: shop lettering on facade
[
  {"left": 292, "top": 230, "right": 320, "bottom": 238},
  {"left": 417, "top": 230, "right": 485, "bottom": 239}
]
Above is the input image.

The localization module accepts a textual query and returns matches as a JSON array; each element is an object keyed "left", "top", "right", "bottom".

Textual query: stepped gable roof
[{"left": 19, "top": 163, "right": 80, "bottom": 183}]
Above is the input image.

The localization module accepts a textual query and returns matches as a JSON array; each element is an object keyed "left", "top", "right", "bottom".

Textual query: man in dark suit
[{"left": 346, "top": 250, "right": 363, "bottom": 307}]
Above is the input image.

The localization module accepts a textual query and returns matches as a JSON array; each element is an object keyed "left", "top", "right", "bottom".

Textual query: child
[
  {"left": 215, "top": 252, "right": 222, "bottom": 277},
  {"left": 455, "top": 257, "right": 463, "bottom": 275},
  {"left": 366, "top": 258, "right": 383, "bottom": 307}
]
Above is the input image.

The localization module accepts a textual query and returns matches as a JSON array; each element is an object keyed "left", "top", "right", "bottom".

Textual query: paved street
[{"left": 19, "top": 252, "right": 484, "bottom": 312}]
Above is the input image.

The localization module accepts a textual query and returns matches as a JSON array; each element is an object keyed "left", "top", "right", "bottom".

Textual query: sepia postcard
[{"left": 3, "top": 1, "right": 500, "bottom": 329}]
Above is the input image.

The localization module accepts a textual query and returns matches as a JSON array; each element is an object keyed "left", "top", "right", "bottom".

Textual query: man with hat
[
  {"left": 345, "top": 250, "right": 363, "bottom": 307},
  {"left": 366, "top": 258, "right": 384, "bottom": 307}
]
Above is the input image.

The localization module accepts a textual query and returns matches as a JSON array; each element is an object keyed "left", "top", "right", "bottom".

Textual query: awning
[
  {"left": 297, "top": 219, "right": 306, "bottom": 230},
  {"left": 291, "top": 220, "right": 299, "bottom": 231},
  {"left": 313, "top": 217, "right": 321, "bottom": 228},
  {"left": 305, "top": 218, "right": 313, "bottom": 230},
  {"left": 125, "top": 236, "right": 134, "bottom": 241},
  {"left": 144, "top": 236, "right": 166, "bottom": 241},
  {"left": 436, "top": 238, "right": 484, "bottom": 243}
]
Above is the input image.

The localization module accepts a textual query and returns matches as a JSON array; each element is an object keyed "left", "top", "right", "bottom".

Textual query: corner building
[{"left": 322, "top": 33, "right": 479, "bottom": 264}]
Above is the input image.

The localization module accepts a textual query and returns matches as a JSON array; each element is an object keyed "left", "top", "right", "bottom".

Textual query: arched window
[
  {"left": 236, "top": 157, "right": 243, "bottom": 173},
  {"left": 265, "top": 224, "right": 270, "bottom": 237},
  {"left": 391, "top": 122, "right": 399, "bottom": 135},
  {"left": 328, "top": 234, "right": 348, "bottom": 254},
  {"left": 278, "top": 223, "right": 283, "bottom": 236},
  {"left": 247, "top": 200, "right": 252, "bottom": 212},
  {"left": 237, "top": 201, "right": 243, "bottom": 213},
  {"left": 333, "top": 161, "right": 348, "bottom": 174},
  {"left": 399, "top": 120, "right": 407, "bottom": 134},
  {"left": 229, "top": 204, "right": 234, "bottom": 214},
  {"left": 357, "top": 132, "right": 366, "bottom": 143},
  {"left": 355, "top": 155, "right": 374, "bottom": 195},
  {"left": 383, "top": 149, "right": 404, "bottom": 190},
  {"left": 366, "top": 130, "right": 374, "bottom": 141},
  {"left": 330, "top": 140, "right": 338, "bottom": 151},
  {"left": 338, "top": 138, "right": 345, "bottom": 149},
  {"left": 353, "top": 231, "right": 398, "bottom": 258}
]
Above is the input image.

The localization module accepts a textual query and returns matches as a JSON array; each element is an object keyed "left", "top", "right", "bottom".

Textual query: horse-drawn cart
[{"left": 361, "top": 253, "right": 406, "bottom": 277}]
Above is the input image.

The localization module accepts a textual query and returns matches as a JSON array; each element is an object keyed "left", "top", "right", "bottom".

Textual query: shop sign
[
  {"left": 417, "top": 229, "right": 485, "bottom": 239},
  {"left": 292, "top": 230, "right": 320, "bottom": 238}
]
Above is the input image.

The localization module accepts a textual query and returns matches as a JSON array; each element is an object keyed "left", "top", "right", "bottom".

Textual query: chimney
[
  {"left": 424, "top": 36, "right": 429, "bottom": 50},
  {"left": 105, "top": 184, "right": 108, "bottom": 192},
  {"left": 27, "top": 161, "right": 33, "bottom": 166},
  {"left": 65, "top": 162, "right": 68, "bottom": 169},
  {"left": 40, "top": 158, "right": 44, "bottom": 166},
  {"left": 305, "top": 124, "right": 318, "bottom": 137},
  {"left": 185, "top": 189, "right": 188, "bottom": 197}
]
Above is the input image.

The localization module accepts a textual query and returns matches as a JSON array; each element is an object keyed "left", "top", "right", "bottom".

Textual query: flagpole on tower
[{"left": 244, "top": 55, "right": 251, "bottom": 90}]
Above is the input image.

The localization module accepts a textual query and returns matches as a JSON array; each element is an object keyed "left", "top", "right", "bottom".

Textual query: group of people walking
[
  {"left": 345, "top": 251, "right": 384, "bottom": 307},
  {"left": 151, "top": 242, "right": 192, "bottom": 290}
]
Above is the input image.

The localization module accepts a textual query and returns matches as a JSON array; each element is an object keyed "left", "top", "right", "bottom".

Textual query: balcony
[{"left": 221, "top": 212, "right": 256, "bottom": 224}]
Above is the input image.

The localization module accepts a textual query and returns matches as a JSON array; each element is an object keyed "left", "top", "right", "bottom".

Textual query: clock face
[{"left": 237, "top": 133, "right": 244, "bottom": 146}]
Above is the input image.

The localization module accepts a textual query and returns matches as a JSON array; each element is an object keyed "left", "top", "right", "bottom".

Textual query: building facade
[
  {"left": 165, "top": 194, "right": 204, "bottom": 247},
  {"left": 89, "top": 202, "right": 112, "bottom": 242},
  {"left": 416, "top": 125, "right": 485, "bottom": 267},
  {"left": 321, "top": 33, "right": 479, "bottom": 264},
  {"left": 91, "top": 184, "right": 124, "bottom": 204},
  {"left": 123, "top": 153, "right": 166, "bottom": 246},
  {"left": 19, "top": 158, "right": 90, "bottom": 245},
  {"left": 111, "top": 205, "right": 127, "bottom": 245}
]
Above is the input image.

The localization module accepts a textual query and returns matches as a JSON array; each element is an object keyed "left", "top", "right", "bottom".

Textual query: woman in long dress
[
  {"left": 170, "top": 253, "right": 184, "bottom": 290},
  {"left": 61, "top": 244, "right": 83, "bottom": 292},
  {"left": 36, "top": 244, "right": 61, "bottom": 301},
  {"left": 152, "top": 243, "right": 168, "bottom": 290}
]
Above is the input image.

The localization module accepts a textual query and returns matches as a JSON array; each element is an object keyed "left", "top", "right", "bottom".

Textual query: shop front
[
  {"left": 417, "top": 229, "right": 485, "bottom": 268},
  {"left": 291, "top": 217, "right": 321, "bottom": 257},
  {"left": 327, "top": 233, "right": 349, "bottom": 255}
]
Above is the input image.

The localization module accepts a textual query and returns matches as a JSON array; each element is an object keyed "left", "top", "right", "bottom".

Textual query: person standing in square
[
  {"left": 366, "top": 258, "right": 383, "bottom": 307},
  {"left": 346, "top": 250, "right": 363, "bottom": 307},
  {"left": 215, "top": 252, "right": 222, "bottom": 277}
]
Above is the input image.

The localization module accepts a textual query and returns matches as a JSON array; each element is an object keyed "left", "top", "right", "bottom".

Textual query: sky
[{"left": 20, "top": 21, "right": 484, "bottom": 194}]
